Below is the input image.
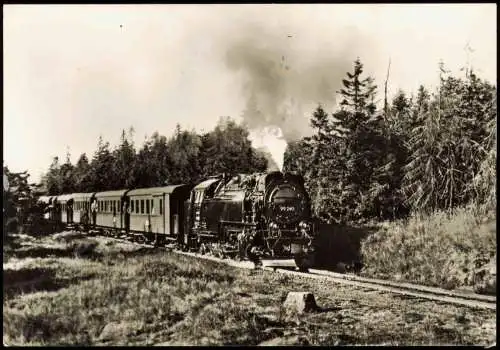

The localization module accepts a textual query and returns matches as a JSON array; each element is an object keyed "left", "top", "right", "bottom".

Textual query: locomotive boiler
[{"left": 183, "top": 171, "right": 316, "bottom": 270}]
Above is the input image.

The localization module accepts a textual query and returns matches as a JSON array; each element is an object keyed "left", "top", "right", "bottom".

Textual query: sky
[{"left": 3, "top": 4, "right": 497, "bottom": 183}]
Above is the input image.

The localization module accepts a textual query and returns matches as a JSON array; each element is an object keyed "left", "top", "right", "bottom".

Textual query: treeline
[
  {"left": 42, "top": 118, "right": 268, "bottom": 195},
  {"left": 284, "top": 59, "right": 496, "bottom": 223},
  {"left": 40, "top": 58, "right": 496, "bottom": 225}
]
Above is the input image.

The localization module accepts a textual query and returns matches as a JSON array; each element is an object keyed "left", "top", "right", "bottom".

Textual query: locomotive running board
[{"left": 261, "top": 259, "right": 297, "bottom": 269}]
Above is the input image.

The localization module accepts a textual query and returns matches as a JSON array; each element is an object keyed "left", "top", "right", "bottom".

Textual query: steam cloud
[{"left": 221, "top": 22, "right": 361, "bottom": 170}]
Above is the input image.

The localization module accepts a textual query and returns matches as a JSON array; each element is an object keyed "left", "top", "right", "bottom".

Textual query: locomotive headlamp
[{"left": 269, "top": 222, "right": 279, "bottom": 230}]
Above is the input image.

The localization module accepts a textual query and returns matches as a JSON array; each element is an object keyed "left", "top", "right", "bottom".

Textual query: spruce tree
[
  {"left": 90, "top": 136, "right": 116, "bottom": 191},
  {"left": 74, "top": 153, "right": 92, "bottom": 192},
  {"left": 113, "top": 129, "right": 137, "bottom": 189},
  {"left": 46, "top": 157, "right": 62, "bottom": 195}
]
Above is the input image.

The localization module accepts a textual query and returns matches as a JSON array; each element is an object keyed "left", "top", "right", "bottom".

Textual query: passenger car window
[
  {"left": 131, "top": 200, "right": 135, "bottom": 212},
  {"left": 159, "top": 199, "right": 163, "bottom": 215},
  {"left": 141, "top": 200, "right": 144, "bottom": 214}
]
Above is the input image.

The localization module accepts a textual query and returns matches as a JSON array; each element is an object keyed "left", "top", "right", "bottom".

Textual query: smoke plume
[{"left": 221, "top": 21, "right": 363, "bottom": 170}]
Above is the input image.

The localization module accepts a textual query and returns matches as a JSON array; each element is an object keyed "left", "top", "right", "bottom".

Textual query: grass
[
  {"left": 3, "top": 231, "right": 497, "bottom": 346},
  {"left": 360, "top": 205, "right": 496, "bottom": 291}
]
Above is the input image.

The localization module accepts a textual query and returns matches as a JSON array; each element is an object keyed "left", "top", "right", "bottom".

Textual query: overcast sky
[{"left": 4, "top": 4, "right": 497, "bottom": 183}]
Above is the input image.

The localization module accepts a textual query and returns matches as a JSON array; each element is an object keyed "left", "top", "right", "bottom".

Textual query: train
[{"left": 37, "top": 171, "right": 317, "bottom": 270}]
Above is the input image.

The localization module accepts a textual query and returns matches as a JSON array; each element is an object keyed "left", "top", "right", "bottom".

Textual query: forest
[
  {"left": 5, "top": 58, "right": 497, "bottom": 226},
  {"left": 285, "top": 59, "right": 496, "bottom": 224},
  {"left": 39, "top": 118, "right": 269, "bottom": 196}
]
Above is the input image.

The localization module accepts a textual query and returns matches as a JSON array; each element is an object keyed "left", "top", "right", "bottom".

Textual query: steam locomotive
[{"left": 37, "top": 171, "right": 316, "bottom": 270}]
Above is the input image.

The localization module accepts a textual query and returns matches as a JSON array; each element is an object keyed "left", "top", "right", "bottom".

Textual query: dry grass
[
  {"left": 361, "top": 206, "right": 496, "bottom": 290},
  {"left": 3, "top": 232, "right": 496, "bottom": 346}
]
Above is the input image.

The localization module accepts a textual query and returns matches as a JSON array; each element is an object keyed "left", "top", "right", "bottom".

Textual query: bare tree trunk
[{"left": 384, "top": 58, "right": 391, "bottom": 118}]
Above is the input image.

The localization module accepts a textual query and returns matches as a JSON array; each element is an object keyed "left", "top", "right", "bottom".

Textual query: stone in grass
[
  {"left": 258, "top": 335, "right": 308, "bottom": 346},
  {"left": 98, "top": 321, "right": 142, "bottom": 341},
  {"left": 282, "top": 292, "right": 319, "bottom": 315}
]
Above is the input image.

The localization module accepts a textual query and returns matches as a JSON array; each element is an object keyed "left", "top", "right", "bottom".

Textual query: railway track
[
  {"left": 173, "top": 250, "right": 496, "bottom": 310},
  {"left": 90, "top": 231, "right": 497, "bottom": 311}
]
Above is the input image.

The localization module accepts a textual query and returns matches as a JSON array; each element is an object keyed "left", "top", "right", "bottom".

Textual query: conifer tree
[
  {"left": 59, "top": 148, "right": 76, "bottom": 194},
  {"left": 45, "top": 157, "right": 62, "bottom": 195},
  {"left": 90, "top": 136, "right": 116, "bottom": 191},
  {"left": 74, "top": 153, "right": 93, "bottom": 192},
  {"left": 167, "top": 125, "right": 203, "bottom": 185},
  {"left": 113, "top": 129, "right": 137, "bottom": 189}
]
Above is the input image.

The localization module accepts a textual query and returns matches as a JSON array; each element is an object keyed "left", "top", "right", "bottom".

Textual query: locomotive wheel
[
  {"left": 199, "top": 243, "right": 207, "bottom": 255},
  {"left": 218, "top": 249, "right": 227, "bottom": 259},
  {"left": 295, "top": 254, "right": 315, "bottom": 273},
  {"left": 237, "top": 241, "right": 248, "bottom": 261},
  {"left": 237, "top": 235, "right": 253, "bottom": 261},
  {"left": 295, "top": 258, "right": 309, "bottom": 272},
  {"left": 213, "top": 244, "right": 225, "bottom": 259},
  {"left": 210, "top": 244, "right": 217, "bottom": 257}
]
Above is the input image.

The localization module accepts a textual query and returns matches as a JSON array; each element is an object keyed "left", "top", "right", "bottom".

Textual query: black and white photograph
[{"left": 3, "top": 3, "right": 496, "bottom": 346}]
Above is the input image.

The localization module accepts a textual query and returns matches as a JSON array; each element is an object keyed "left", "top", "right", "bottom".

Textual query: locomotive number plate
[{"left": 279, "top": 205, "right": 296, "bottom": 213}]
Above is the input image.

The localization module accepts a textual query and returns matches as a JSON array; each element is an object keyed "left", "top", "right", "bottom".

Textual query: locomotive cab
[{"left": 183, "top": 176, "right": 224, "bottom": 249}]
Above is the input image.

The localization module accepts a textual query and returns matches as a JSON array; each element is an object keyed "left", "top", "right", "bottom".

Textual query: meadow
[{"left": 3, "top": 231, "right": 496, "bottom": 346}]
